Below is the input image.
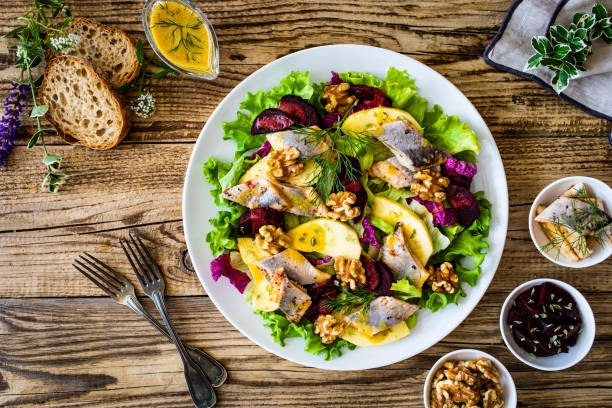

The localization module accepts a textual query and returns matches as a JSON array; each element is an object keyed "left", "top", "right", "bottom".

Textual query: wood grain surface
[{"left": 0, "top": 0, "right": 611, "bottom": 407}]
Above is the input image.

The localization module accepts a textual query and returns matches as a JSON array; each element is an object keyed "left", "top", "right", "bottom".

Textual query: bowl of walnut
[{"left": 423, "top": 349, "right": 517, "bottom": 408}]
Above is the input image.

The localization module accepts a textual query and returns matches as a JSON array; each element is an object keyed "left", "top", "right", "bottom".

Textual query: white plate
[
  {"left": 528, "top": 176, "right": 612, "bottom": 268},
  {"left": 183, "top": 44, "right": 509, "bottom": 370}
]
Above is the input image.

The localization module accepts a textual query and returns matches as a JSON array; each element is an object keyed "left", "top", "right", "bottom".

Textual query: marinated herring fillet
[
  {"left": 379, "top": 121, "right": 446, "bottom": 171},
  {"left": 344, "top": 296, "right": 418, "bottom": 336},
  {"left": 266, "top": 127, "right": 328, "bottom": 158},
  {"left": 221, "top": 179, "right": 289, "bottom": 210},
  {"left": 381, "top": 223, "right": 430, "bottom": 289},
  {"left": 258, "top": 248, "right": 330, "bottom": 285},
  {"left": 268, "top": 268, "right": 312, "bottom": 323},
  {"left": 367, "top": 157, "right": 415, "bottom": 189}
]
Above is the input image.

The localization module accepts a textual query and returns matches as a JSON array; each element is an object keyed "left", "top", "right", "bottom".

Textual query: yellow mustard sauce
[{"left": 150, "top": 1, "right": 213, "bottom": 74}]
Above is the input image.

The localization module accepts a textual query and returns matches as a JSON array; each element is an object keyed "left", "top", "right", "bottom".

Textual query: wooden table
[{"left": 1, "top": 1, "right": 611, "bottom": 407}]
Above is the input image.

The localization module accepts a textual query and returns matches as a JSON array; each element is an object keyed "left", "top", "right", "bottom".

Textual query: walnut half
[
  {"left": 314, "top": 314, "right": 345, "bottom": 344},
  {"left": 427, "top": 262, "right": 459, "bottom": 294},
  {"left": 326, "top": 191, "right": 361, "bottom": 221},
  {"left": 254, "top": 225, "right": 291, "bottom": 254},
  {"left": 322, "top": 82, "right": 356, "bottom": 115},
  {"left": 267, "top": 147, "right": 304, "bottom": 179},
  {"left": 410, "top": 169, "right": 450, "bottom": 203},
  {"left": 334, "top": 256, "right": 365, "bottom": 290}
]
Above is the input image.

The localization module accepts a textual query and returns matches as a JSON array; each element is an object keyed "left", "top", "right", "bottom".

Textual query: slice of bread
[
  {"left": 39, "top": 56, "right": 131, "bottom": 150},
  {"left": 47, "top": 18, "right": 139, "bottom": 88}
]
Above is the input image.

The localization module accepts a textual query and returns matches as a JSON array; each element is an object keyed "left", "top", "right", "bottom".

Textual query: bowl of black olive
[{"left": 500, "top": 279, "right": 595, "bottom": 371}]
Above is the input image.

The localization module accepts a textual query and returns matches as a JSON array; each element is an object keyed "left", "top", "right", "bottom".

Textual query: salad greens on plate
[{"left": 202, "top": 67, "right": 491, "bottom": 360}]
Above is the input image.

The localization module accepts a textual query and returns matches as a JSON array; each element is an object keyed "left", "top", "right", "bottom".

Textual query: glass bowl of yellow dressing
[{"left": 143, "top": 0, "right": 219, "bottom": 80}]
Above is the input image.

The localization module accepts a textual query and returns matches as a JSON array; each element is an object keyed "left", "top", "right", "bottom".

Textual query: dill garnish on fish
[{"left": 321, "top": 286, "right": 376, "bottom": 315}]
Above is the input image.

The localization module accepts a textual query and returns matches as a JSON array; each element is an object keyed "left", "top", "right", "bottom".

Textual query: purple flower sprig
[{"left": 0, "top": 83, "right": 29, "bottom": 166}]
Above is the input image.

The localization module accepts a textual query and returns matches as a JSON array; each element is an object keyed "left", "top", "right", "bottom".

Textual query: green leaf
[
  {"left": 604, "top": 26, "right": 612, "bottom": 40},
  {"left": 406, "top": 313, "right": 418, "bottom": 329},
  {"left": 30, "top": 104, "right": 48, "bottom": 118},
  {"left": 573, "top": 12, "right": 585, "bottom": 25},
  {"left": 380, "top": 67, "right": 429, "bottom": 124},
  {"left": 338, "top": 71, "right": 383, "bottom": 87},
  {"left": 27, "top": 130, "right": 43, "bottom": 148},
  {"left": 368, "top": 216, "right": 395, "bottom": 235},
  {"left": 561, "top": 61, "right": 579, "bottom": 78},
  {"left": 531, "top": 36, "right": 551, "bottom": 55},
  {"left": 592, "top": 3, "right": 608, "bottom": 20},
  {"left": 551, "top": 70, "right": 570, "bottom": 93},
  {"left": 540, "top": 57, "right": 563, "bottom": 70},
  {"left": 0, "top": 25, "right": 26, "bottom": 39},
  {"left": 569, "top": 36, "right": 586, "bottom": 51},
  {"left": 549, "top": 25, "right": 568, "bottom": 43},
  {"left": 577, "top": 14, "right": 596, "bottom": 30},
  {"left": 524, "top": 53, "right": 543, "bottom": 70},
  {"left": 33, "top": 73, "right": 44, "bottom": 87},
  {"left": 574, "top": 27, "right": 588, "bottom": 40},
  {"left": 552, "top": 44, "right": 571, "bottom": 59},
  {"left": 135, "top": 39, "right": 145, "bottom": 64},
  {"left": 42, "top": 153, "right": 61, "bottom": 165}
]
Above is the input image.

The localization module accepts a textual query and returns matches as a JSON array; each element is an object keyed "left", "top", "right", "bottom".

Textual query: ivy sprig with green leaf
[{"left": 525, "top": 3, "right": 611, "bottom": 93}]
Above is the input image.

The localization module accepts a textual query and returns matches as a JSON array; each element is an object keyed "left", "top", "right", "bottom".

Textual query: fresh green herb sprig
[
  {"left": 292, "top": 104, "right": 373, "bottom": 204},
  {"left": 525, "top": 3, "right": 611, "bottom": 93},
  {"left": 153, "top": 15, "right": 204, "bottom": 63},
  {"left": 540, "top": 186, "right": 612, "bottom": 258},
  {"left": 321, "top": 285, "right": 376, "bottom": 315},
  {"left": 1, "top": 0, "right": 73, "bottom": 192}
]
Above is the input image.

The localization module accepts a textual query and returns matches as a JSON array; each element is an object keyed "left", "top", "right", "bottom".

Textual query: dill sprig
[
  {"left": 292, "top": 104, "right": 373, "bottom": 204},
  {"left": 321, "top": 285, "right": 376, "bottom": 315},
  {"left": 540, "top": 186, "right": 612, "bottom": 257},
  {"left": 154, "top": 14, "right": 204, "bottom": 63}
]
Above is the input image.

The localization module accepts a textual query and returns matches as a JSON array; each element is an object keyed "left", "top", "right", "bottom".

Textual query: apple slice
[
  {"left": 341, "top": 106, "right": 423, "bottom": 136},
  {"left": 339, "top": 321, "right": 410, "bottom": 347},
  {"left": 371, "top": 197, "right": 433, "bottom": 265},
  {"left": 287, "top": 218, "right": 361, "bottom": 259}
]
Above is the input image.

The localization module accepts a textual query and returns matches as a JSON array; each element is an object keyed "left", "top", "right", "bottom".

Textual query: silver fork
[
  {"left": 73, "top": 252, "right": 227, "bottom": 388},
  {"left": 120, "top": 233, "right": 217, "bottom": 408}
]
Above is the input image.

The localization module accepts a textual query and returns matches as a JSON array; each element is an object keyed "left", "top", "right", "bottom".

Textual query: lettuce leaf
[
  {"left": 381, "top": 67, "right": 429, "bottom": 124},
  {"left": 338, "top": 71, "right": 383, "bottom": 87},
  {"left": 391, "top": 278, "right": 421, "bottom": 300},
  {"left": 407, "top": 200, "right": 450, "bottom": 254},
  {"left": 422, "top": 105, "right": 481, "bottom": 155},
  {"left": 255, "top": 310, "right": 356, "bottom": 360},
  {"left": 222, "top": 71, "right": 315, "bottom": 155},
  {"left": 422, "top": 192, "right": 492, "bottom": 312},
  {"left": 206, "top": 206, "right": 246, "bottom": 256}
]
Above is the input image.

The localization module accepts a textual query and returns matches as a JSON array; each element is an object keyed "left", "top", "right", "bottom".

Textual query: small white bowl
[
  {"left": 500, "top": 278, "right": 595, "bottom": 371},
  {"left": 529, "top": 176, "right": 612, "bottom": 268},
  {"left": 423, "top": 349, "right": 517, "bottom": 408}
]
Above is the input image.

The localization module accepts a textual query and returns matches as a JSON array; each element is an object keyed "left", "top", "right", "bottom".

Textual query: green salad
[{"left": 203, "top": 67, "right": 491, "bottom": 360}]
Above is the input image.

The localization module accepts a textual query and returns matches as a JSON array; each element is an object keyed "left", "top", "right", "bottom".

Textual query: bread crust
[
  {"left": 46, "top": 17, "right": 140, "bottom": 88},
  {"left": 39, "top": 55, "right": 131, "bottom": 150}
]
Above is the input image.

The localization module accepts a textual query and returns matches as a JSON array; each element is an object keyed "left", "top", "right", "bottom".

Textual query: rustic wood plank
[{"left": 1, "top": 295, "right": 611, "bottom": 407}]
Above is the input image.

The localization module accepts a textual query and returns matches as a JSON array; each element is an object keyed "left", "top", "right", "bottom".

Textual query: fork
[
  {"left": 73, "top": 252, "right": 227, "bottom": 389},
  {"left": 119, "top": 233, "right": 217, "bottom": 408}
]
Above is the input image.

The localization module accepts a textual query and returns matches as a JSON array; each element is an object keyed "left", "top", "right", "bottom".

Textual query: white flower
[
  {"left": 15, "top": 45, "right": 26, "bottom": 60},
  {"left": 49, "top": 33, "right": 80, "bottom": 54},
  {"left": 130, "top": 92, "right": 156, "bottom": 119}
]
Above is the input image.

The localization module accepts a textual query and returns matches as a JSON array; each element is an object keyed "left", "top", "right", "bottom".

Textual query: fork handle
[
  {"left": 125, "top": 296, "right": 227, "bottom": 387},
  {"left": 151, "top": 293, "right": 217, "bottom": 408}
]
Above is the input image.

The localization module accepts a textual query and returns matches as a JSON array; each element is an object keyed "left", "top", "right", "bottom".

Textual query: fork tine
[
  {"left": 74, "top": 258, "right": 123, "bottom": 292},
  {"left": 129, "top": 232, "right": 162, "bottom": 280},
  {"left": 80, "top": 252, "right": 130, "bottom": 287},
  {"left": 120, "top": 237, "right": 148, "bottom": 286},
  {"left": 73, "top": 261, "right": 118, "bottom": 298}
]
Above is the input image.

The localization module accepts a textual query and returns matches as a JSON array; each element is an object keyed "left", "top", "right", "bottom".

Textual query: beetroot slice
[
  {"left": 277, "top": 95, "right": 320, "bottom": 127},
  {"left": 251, "top": 109, "right": 296, "bottom": 135},
  {"left": 350, "top": 85, "right": 392, "bottom": 112},
  {"left": 375, "top": 262, "right": 393, "bottom": 296},
  {"left": 361, "top": 256, "right": 380, "bottom": 291},
  {"left": 238, "top": 208, "right": 285, "bottom": 235},
  {"left": 447, "top": 185, "right": 481, "bottom": 227},
  {"left": 305, "top": 279, "right": 340, "bottom": 321}
]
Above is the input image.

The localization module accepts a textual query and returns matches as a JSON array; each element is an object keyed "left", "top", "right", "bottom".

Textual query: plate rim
[{"left": 182, "top": 44, "right": 509, "bottom": 370}]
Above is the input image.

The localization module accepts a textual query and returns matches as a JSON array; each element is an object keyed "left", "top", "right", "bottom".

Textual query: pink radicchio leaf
[
  {"left": 442, "top": 152, "right": 477, "bottom": 187},
  {"left": 312, "top": 256, "right": 333, "bottom": 265},
  {"left": 327, "top": 71, "right": 342, "bottom": 85},
  {"left": 407, "top": 196, "right": 458, "bottom": 227},
  {"left": 361, "top": 217, "right": 380, "bottom": 248},
  {"left": 210, "top": 253, "right": 251, "bottom": 293},
  {"left": 249, "top": 140, "right": 272, "bottom": 160}
]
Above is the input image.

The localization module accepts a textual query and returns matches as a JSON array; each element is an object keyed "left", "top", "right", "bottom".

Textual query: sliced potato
[
  {"left": 341, "top": 107, "right": 423, "bottom": 136},
  {"left": 371, "top": 197, "right": 433, "bottom": 265},
  {"left": 287, "top": 218, "right": 361, "bottom": 259}
]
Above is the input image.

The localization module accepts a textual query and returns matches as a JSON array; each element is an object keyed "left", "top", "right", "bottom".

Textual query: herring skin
[{"left": 379, "top": 121, "right": 446, "bottom": 171}]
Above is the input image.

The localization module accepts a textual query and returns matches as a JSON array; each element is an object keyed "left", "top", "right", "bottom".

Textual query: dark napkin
[{"left": 484, "top": 0, "right": 612, "bottom": 120}]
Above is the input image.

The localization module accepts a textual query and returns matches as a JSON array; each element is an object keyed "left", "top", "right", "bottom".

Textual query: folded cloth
[{"left": 484, "top": 0, "right": 612, "bottom": 120}]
